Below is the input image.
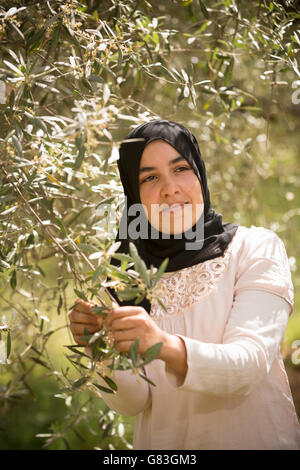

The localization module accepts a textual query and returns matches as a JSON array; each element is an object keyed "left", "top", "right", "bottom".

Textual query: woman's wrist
[{"left": 159, "top": 333, "right": 188, "bottom": 385}]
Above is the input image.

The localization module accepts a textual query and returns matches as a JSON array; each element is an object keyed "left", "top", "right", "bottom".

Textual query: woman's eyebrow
[{"left": 139, "top": 156, "right": 186, "bottom": 174}]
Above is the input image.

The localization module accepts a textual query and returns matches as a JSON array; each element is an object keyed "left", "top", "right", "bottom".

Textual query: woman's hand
[
  {"left": 106, "top": 304, "right": 188, "bottom": 384},
  {"left": 69, "top": 298, "right": 104, "bottom": 345},
  {"left": 69, "top": 299, "right": 188, "bottom": 384},
  {"left": 105, "top": 305, "right": 166, "bottom": 355}
]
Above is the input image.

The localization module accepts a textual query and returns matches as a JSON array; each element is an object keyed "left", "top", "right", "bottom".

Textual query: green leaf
[
  {"left": 1, "top": 206, "right": 18, "bottom": 216},
  {"left": 67, "top": 357, "right": 90, "bottom": 370},
  {"left": 6, "top": 330, "right": 11, "bottom": 359},
  {"left": 0, "top": 130, "right": 15, "bottom": 148},
  {"left": 101, "top": 374, "right": 118, "bottom": 391},
  {"left": 92, "top": 382, "right": 115, "bottom": 394},
  {"left": 57, "top": 294, "right": 63, "bottom": 315},
  {"left": 32, "top": 117, "right": 48, "bottom": 135},
  {"left": 138, "top": 372, "right": 156, "bottom": 386},
  {"left": 9, "top": 90, "right": 15, "bottom": 108},
  {"left": 91, "top": 265, "right": 103, "bottom": 284},
  {"left": 143, "top": 40, "right": 153, "bottom": 60},
  {"left": 3, "top": 60, "right": 24, "bottom": 76},
  {"left": 130, "top": 338, "right": 140, "bottom": 366},
  {"left": 64, "top": 345, "right": 90, "bottom": 358},
  {"left": 110, "top": 269, "right": 131, "bottom": 282},
  {"left": 224, "top": 58, "right": 234, "bottom": 86},
  {"left": 118, "top": 46, "right": 123, "bottom": 65},
  {"left": 55, "top": 216, "right": 67, "bottom": 235},
  {"left": 8, "top": 20, "right": 25, "bottom": 41},
  {"left": 158, "top": 64, "right": 178, "bottom": 82},
  {"left": 30, "top": 356, "right": 51, "bottom": 369},
  {"left": 141, "top": 342, "right": 163, "bottom": 365},
  {"left": 81, "top": 76, "right": 93, "bottom": 92},
  {"left": 157, "top": 297, "right": 167, "bottom": 312},
  {"left": 74, "top": 289, "right": 88, "bottom": 301},
  {"left": 103, "top": 83, "right": 110, "bottom": 105},
  {"left": 12, "top": 135, "right": 23, "bottom": 157},
  {"left": 72, "top": 376, "right": 89, "bottom": 389},
  {"left": 199, "top": 0, "right": 209, "bottom": 18},
  {"left": 51, "top": 21, "right": 62, "bottom": 52},
  {"left": 89, "top": 74, "right": 104, "bottom": 84},
  {"left": 134, "top": 293, "right": 146, "bottom": 305},
  {"left": 129, "top": 242, "right": 151, "bottom": 288},
  {"left": 96, "top": 196, "right": 115, "bottom": 208},
  {"left": 10, "top": 270, "right": 17, "bottom": 289},
  {"left": 90, "top": 305, "right": 108, "bottom": 318},
  {"left": 153, "top": 258, "right": 169, "bottom": 286},
  {"left": 117, "top": 287, "right": 142, "bottom": 301},
  {"left": 73, "top": 145, "right": 85, "bottom": 170},
  {"left": 111, "top": 253, "right": 133, "bottom": 263}
]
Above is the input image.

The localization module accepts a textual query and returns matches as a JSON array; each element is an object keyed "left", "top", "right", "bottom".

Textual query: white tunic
[{"left": 95, "top": 225, "right": 300, "bottom": 450}]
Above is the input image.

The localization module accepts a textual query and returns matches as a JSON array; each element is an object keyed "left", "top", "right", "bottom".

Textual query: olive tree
[{"left": 0, "top": 0, "right": 299, "bottom": 449}]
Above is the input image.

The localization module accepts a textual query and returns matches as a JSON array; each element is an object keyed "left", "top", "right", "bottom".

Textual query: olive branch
[{"left": 1, "top": 163, "right": 168, "bottom": 393}]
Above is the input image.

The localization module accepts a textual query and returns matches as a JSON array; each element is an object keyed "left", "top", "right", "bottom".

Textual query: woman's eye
[
  {"left": 175, "top": 166, "right": 190, "bottom": 173},
  {"left": 140, "top": 175, "right": 155, "bottom": 184}
]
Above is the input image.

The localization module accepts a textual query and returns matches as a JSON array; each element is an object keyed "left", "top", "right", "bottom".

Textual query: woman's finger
[
  {"left": 70, "top": 322, "right": 100, "bottom": 336},
  {"left": 114, "top": 340, "right": 135, "bottom": 353},
  {"left": 110, "top": 316, "right": 137, "bottom": 332},
  {"left": 73, "top": 335, "right": 91, "bottom": 345},
  {"left": 73, "top": 299, "right": 96, "bottom": 314},
  {"left": 69, "top": 310, "right": 100, "bottom": 325},
  {"left": 105, "top": 306, "right": 144, "bottom": 328},
  {"left": 113, "top": 327, "right": 139, "bottom": 341}
]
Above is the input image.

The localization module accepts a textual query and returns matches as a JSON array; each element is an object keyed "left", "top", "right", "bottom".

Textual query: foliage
[{"left": 0, "top": 0, "right": 299, "bottom": 449}]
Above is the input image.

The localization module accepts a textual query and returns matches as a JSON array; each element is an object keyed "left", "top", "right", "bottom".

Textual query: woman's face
[{"left": 139, "top": 140, "right": 204, "bottom": 234}]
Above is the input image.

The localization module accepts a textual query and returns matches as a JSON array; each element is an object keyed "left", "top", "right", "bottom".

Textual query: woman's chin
[{"left": 157, "top": 219, "right": 194, "bottom": 236}]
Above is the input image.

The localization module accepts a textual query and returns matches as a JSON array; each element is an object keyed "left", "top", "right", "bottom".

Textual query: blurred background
[{"left": 0, "top": 0, "right": 299, "bottom": 449}]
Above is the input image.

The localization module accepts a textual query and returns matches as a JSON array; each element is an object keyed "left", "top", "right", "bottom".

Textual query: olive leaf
[
  {"left": 129, "top": 242, "right": 151, "bottom": 288},
  {"left": 141, "top": 342, "right": 163, "bottom": 366},
  {"left": 129, "top": 338, "right": 140, "bottom": 367}
]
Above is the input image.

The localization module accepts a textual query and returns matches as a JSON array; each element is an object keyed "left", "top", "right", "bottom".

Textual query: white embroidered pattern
[{"left": 150, "top": 242, "right": 234, "bottom": 320}]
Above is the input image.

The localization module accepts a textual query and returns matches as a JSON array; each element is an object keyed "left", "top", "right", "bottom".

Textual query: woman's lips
[{"left": 160, "top": 202, "right": 187, "bottom": 213}]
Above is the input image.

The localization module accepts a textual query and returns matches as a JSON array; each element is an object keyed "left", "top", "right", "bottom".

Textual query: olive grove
[{"left": 0, "top": 0, "right": 299, "bottom": 449}]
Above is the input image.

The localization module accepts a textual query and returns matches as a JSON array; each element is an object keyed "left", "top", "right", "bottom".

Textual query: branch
[{"left": 1, "top": 162, "right": 116, "bottom": 304}]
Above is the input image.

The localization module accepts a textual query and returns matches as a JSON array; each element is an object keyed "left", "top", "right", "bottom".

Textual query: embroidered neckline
[{"left": 150, "top": 227, "right": 242, "bottom": 320}]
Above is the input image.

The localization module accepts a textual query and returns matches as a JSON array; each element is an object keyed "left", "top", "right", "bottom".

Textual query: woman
[{"left": 69, "top": 120, "right": 300, "bottom": 450}]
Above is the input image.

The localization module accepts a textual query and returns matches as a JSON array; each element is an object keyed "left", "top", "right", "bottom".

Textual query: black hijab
[{"left": 108, "top": 119, "right": 238, "bottom": 311}]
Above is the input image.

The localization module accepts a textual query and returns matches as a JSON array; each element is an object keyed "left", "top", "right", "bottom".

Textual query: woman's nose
[{"left": 160, "top": 177, "right": 179, "bottom": 199}]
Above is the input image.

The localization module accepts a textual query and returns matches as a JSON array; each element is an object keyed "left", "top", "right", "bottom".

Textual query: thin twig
[
  {"left": 1, "top": 161, "right": 115, "bottom": 303},
  {"left": 1, "top": 163, "right": 83, "bottom": 283}
]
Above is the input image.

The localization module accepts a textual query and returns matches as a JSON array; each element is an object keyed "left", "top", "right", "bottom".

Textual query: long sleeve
[
  {"left": 130, "top": 226, "right": 300, "bottom": 450},
  {"left": 93, "top": 365, "right": 151, "bottom": 416},
  {"left": 167, "top": 228, "right": 294, "bottom": 397},
  {"left": 175, "top": 289, "right": 290, "bottom": 396}
]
